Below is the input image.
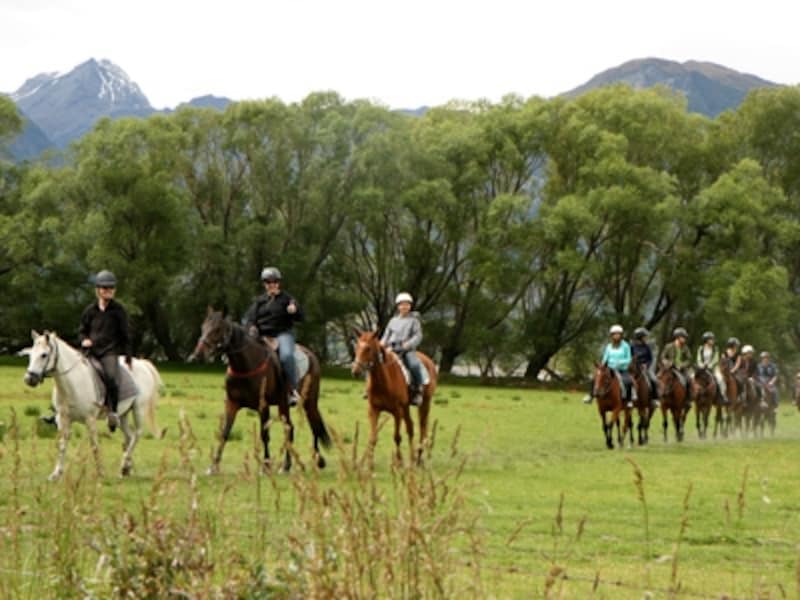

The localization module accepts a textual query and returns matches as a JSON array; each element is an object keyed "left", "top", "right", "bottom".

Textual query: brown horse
[
  {"left": 351, "top": 331, "right": 436, "bottom": 466},
  {"left": 190, "top": 309, "right": 330, "bottom": 473},
  {"left": 691, "top": 367, "right": 716, "bottom": 440},
  {"left": 592, "top": 363, "right": 628, "bottom": 449},
  {"left": 718, "top": 358, "right": 738, "bottom": 437},
  {"left": 629, "top": 363, "right": 652, "bottom": 446},
  {"left": 657, "top": 367, "right": 689, "bottom": 442}
]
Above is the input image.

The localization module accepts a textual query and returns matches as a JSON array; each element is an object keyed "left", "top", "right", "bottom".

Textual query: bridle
[
  {"left": 26, "top": 336, "right": 82, "bottom": 381},
  {"left": 352, "top": 341, "right": 401, "bottom": 373},
  {"left": 593, "top": 365, "right": 615, "bottom": 398},
  {"left": 195, "top": 317, "right": 246, "bottom": 357}
]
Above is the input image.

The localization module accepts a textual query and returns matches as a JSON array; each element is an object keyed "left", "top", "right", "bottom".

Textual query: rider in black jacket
[
  {"left": 242, "top": 267, "right": 304, "bottom": 406},
  {"left": 78, "top": 270, "right": 132, "bottom": 431}
]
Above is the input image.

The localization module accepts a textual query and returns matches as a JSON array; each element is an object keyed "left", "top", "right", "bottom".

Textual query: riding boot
[
  {"left": 409, "top": 384, "right": 423, "bottom": 406},
  {"left": 287, "top": 385, "right": 300, "bottom": 407},
  {"left": 107, "top": 383, "right": 119, "bottom": 432},
  {"left": 625, "top": 383, "right": 634, "bottom": 408}
]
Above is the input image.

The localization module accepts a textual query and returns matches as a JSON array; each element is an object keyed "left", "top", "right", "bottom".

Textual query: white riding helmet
[
  {"left": 609, "top": 324, "right": 624, "bottom": 335},
  {"left": 395, "top": 292, "right": 414, "bottom": 305},
  {"left": 741, "top": 344, "right": 754, "bottom": 354}
]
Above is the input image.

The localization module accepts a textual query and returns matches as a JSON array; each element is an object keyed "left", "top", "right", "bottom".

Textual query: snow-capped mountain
[{"left": 12, "top": 58, "right": 154, "bottom": 147}]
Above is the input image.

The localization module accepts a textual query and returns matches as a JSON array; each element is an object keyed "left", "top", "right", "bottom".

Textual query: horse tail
[
  {"left": 301, "top": 350, "right": 331, "bottom": 449},
  {"left": 140, "top": 359, "right": 165, "bottom": 439}
]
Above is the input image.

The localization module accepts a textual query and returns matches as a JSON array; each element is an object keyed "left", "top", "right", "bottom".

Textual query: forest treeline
[{"left": 1, "top": 84, "right": 799, "bottom": 377}]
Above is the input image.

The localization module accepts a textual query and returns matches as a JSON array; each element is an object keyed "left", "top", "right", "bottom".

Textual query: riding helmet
[
  {"left": 760, "top": 351, "right": 770, "bottom": 358},
  {"left": 94, "top": 270, "right": 117, "bottom": 288},
  {"left": 702, "top": 331, "right": 715, "bottom": 342},
  {"left": 741, "top": 344, "right": 754, "bottom": 354},
  {"left": 633, "top": 327, "right": 649, "bottom": 340},
  {"left": 672, "top": 327, "right": 689, "bottom": 339},
  {"left": 727, "top": 337, "right": 740, "bottom": 348},
  {"left": 609, "top": 324, "right": 624, "bottom": 335},
  {"left": 395, "top": 292, "right": 414, "bottom": 305},
  {"left": 260, "top": 266, "right": 282, "bottom": 282}
]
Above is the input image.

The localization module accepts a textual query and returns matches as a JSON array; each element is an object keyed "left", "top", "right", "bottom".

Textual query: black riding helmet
[
  {"left": 672, "top": 327, "right": 688, "bottom": 340},
  {"left": 260, "top": 266, "right": 282, "bottom": 282},
  {"left": 727, "top": 337, "right": 740, "bottom": 348},
  {"left": 702, "top": 331, "right": 715, "bottom": 343},
  {"left": 94, "top": 270, "right": 117, "bottom": 288},
  {"left": 633, "top": 327, "right": 649, "bottom": 340}
]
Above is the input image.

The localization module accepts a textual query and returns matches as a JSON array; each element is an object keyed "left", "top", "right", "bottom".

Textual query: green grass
[{"left": 0, "top": 357, "right": 798, "bottom": 598}]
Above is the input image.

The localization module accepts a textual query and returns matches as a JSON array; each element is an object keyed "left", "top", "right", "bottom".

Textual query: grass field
[{"left": 0, "top": 357, "right": 798, "bottom": 598}]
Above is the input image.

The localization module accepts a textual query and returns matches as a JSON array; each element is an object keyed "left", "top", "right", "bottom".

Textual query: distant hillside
[
  {"left": 564, "top": 58, "right": 779, "bottom": 117},
  {"left": 176, "top": 95, "right": 233, "bottom": 111}
]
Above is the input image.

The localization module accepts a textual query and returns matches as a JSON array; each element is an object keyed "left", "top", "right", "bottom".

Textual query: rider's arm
[{"left": 405, "top": 318, "right": 423, "bottom": 350}]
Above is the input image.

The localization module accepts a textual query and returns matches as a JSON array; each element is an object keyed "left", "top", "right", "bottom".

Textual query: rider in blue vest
[
  {"left": 583, "top": 324, "right": 636, "bottom": 407},
  {"left": 755, "top": 351, "right": 779, "bottom": 408}
]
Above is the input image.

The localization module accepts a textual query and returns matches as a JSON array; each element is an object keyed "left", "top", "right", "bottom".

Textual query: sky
[{"left": 2, "top": 0, "right": 799, "bottom": 110}]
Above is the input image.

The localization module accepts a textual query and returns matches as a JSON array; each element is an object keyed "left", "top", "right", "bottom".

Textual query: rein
[
  {"left": 28, "top": 337, "right": 83, "bottom": 380},
  {"left": 226, "top": 360, "right": 269, "bottom": 379}
]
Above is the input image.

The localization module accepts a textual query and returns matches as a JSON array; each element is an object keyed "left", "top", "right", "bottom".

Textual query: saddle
[
  {"left": 86, "top": 356, "right": 139, "bottom": 408},
  {"left": 395, "top": 354, "right": 431, "bottom": 387},
  {"left": 261, "top": 337, "right": 310, "bottom": 382}
]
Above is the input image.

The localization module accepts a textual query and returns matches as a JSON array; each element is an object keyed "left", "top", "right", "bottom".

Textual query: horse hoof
[
  {"left": 316, "top": 455, "right": 326, "bottom": 469},
  {"left": 206, "top": 465, "right": 219, "bottom": 476},
  {"left": 47, "top": 471, "right": 62, "bottom": 482},
  {"left": 120, "top": 465, "right": 132, "bottom": 477}
]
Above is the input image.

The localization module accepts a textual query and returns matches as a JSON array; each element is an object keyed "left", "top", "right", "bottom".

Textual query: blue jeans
[
  {"left": 277, "top": 332, "right": 298, "bottom": 389},
  {"left": 401, "top": 351, "right": 424, "bottom": 387}
]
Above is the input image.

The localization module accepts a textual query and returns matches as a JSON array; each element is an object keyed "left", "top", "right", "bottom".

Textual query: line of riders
[
  {"left": 42, "top": 267, "right": 429, "bottom": 430},
  {"left": 582, "top": 325, "right": 781, "bottom": 411}
]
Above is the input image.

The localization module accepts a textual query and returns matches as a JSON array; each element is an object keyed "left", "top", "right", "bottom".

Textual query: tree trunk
[
  {"left": 146, "top": 301, "right": 180, "bottom": 361},
  {"left": 439, "top": 346, "right": 460, "bottom": 374},
  {"left": 524, "top": 349, "right": 557, "bottom": 380}
]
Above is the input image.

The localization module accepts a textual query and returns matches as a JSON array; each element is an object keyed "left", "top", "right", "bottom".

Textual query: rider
[
  {"left": 630, "top": 327, "right": 659, "bottom": 409},
  {"left": 583, "top": 324, "right": 636, "bottom": 407},
  {"left": 659, "top": 327, "right": 692, "bottom": 409},
  {"left": 243, "top": 267, "right": 303, "bottom": 407},
  {"left": 755, "top": 351, "right": 779, "bottom": 408},
  {"left": 78, "top": 270, "right": 132, "bottom": 432},
  {"left": 381, "top": 292, "right": 425, "bottom": 406},
  {"left": 695, "top": 331, "right": 727, "bottom": 405}
]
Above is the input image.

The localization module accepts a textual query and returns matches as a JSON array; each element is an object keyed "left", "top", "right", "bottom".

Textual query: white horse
[{"left": 21, "top": 330, "right": 163, "bottom": 481}]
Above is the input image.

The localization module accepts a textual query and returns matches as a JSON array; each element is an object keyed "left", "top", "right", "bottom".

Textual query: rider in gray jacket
[{"left": 381, "top": 292, "right": 425, "bottom": 406}]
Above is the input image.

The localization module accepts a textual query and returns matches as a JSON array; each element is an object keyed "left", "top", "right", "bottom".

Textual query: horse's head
[
  {"left": 351, "top": 330, "right": 383, "bottom": 377},
  {"left": 592, "top": 362, "right": 613, "bottom": 397},
  {"left": 190, "top": 307, "right": 233, "bottom": 362},
  {"left": 22, "top": 330, "right": 58, "bottom": 387}
]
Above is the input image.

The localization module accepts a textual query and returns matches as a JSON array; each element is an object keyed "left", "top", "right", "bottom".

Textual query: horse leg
[
  {"left": 278, "top": 401, "right": 294, "bottom": 473},
  {"left": 208, "top": 397, "right": 239, "bottom": 475},
  {"left": 402, "top": 406, "right": 415, "bottom": 466},
  {"left": 259, "top": 404, "right": 272, "bottom": 473},
  {"left": 674, "top": 409, "right": 683, "bottom": 442},
  {"left": 119, "top": 411, "right": 138, "bottom": 477},
  {"left": 86, "top": 415, "right": 104, "bottom": 478},
  {"left": 367, "top": 404, "right": 379, "bottom": 470},
  {"left": 662, "top": 407, "right": 668, "bottom": 442},
  {"left": 49, "top": 418, "right": 72, "bottom": 481},
  {"left": 392, "top": 410, "right": 404, "bottom": 466},
  {"left": 416, "top": 399, "right": 430, "bottom": 466}
]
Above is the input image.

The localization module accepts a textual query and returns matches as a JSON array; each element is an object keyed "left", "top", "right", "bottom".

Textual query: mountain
[
  {"left": 6, "top": 107, "right": 54, "bottom": 161},
  {"left": 11, "top": 58, "right": 154, "bottom": 148},
  {"left": 564, "top": 58, "right": 779, "bottom": 117},
  {"left": 176, "top": 95, "right": 233, "bottom": 111}
]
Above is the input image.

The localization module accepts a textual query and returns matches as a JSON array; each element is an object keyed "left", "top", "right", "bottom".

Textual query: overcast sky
[{"left": 2, "top": 0, "right": 798, "bottom": 110}]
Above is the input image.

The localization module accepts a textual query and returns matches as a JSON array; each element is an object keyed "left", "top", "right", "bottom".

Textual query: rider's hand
[
  {"left": 81, "top": 339, "right": 93, "bottom": 348},
  {"left": 287, "top": 303, "right": 297, "bottom": 315}
]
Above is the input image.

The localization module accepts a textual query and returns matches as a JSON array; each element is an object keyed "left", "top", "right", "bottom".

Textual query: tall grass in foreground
[{"left": 0, "top": 412, "right": 484, "bottom": 598}]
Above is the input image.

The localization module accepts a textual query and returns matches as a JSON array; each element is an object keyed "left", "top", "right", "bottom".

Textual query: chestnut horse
[
  {"left": 657, "top": 367, "right": 689, "bottom": 442},
  {"left": 592, "top": 363, "right": 629, "bottom": 449},
  {"left": 190, "top": 309, "right": 330, "bottom": 473},
  {"left": 351, "top": 331, "right": 436, "bottom": 466},
  {"left": 691, "top": 367, "right": 716, "bottom": 440}
]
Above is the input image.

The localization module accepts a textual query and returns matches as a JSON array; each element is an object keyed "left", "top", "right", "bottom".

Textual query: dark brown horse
[
  {"left": 592, "top": 363, "right": 628, "bottom": 449},
  {"left": 718, "top": 358, "right": 738, "bottom": 437},
  {"left": 657, "top": 366, "right": 689, "bottom": 442},
  {"left": 691, "top": 367, "right": 716, "bottom": 440},
  {"left": 351, "top": 331, "right": 436, "bottom": 466},
  {"left": 190, "top": 309, "right": 330, "bottom": 473},
  {"left": 629, "top": 363, "right": 653, "bottom": 446}
]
